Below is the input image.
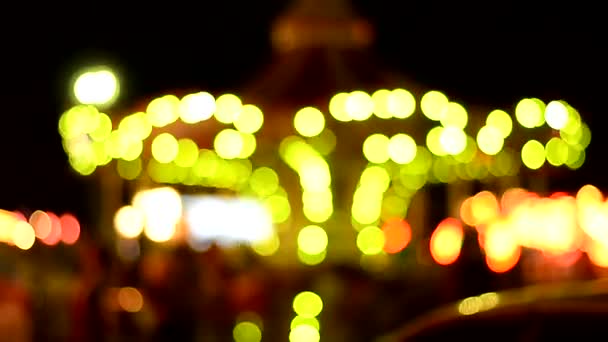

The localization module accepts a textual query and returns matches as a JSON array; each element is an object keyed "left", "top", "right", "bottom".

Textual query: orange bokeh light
[
  {"left": 430, "top": 218, "right": 464, "bottom": 266},
  {"left": 382, "top": 218, "right": 412, "bottom": 254},
  {"left": 459, "top": 197, "right": 474, "bottom": 226},
  {"left": 470, "top": 191, "right": 500, "bottom": 228},
  {"left": 42, "top": 212, "right": 63, "bottom": 246},
  {"left": 29, "top": 210, "right": 52, "bottom": 240},
  {"left": 486, "top": 246, "right": 520, "bottom": 273},
  {"left": 587, "top": 241, "right": 608, "bottom": 268},
  {"left": 60, "top": 213, "right": 81, "bottom": 245}
]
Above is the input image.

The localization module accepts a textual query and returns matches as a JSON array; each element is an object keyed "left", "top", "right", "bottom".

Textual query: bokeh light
[
  {"left": 294, "top": 107, "right": 325, "bottom": 137},
  {"left": 292, "top": 291, "right": 323, "bottom": 318},
  {"left": 73, "top": 67, "right": 119, "bottom": 106},
  {"left": 118, "top": 287, "right": 144, "bottom": 312}
]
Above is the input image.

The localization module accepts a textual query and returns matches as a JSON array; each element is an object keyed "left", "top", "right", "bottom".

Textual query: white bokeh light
[{"left": 73, "top": 67, "right": 119, "bottom": 106}]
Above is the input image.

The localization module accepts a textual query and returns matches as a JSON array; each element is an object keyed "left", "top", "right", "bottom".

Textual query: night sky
[{"left": 1, "top": 1, "right": 606, "bottom": 224}]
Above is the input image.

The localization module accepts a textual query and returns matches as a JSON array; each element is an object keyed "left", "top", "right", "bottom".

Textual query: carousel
[{"left": 48, "top": 0, "right": 598, "bottom": 340}]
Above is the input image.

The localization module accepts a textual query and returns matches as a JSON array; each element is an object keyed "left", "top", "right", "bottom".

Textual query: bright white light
[
  {"left": 179, "top": 92, "right": 216, "bottom": 123},
  {"left": 132, "top": 187, "right": 182, "bottom": 242},
  {"left": 73, "top": 67, "right": 119, "bottom": 106},
  {"left": 545, "top": 100, "right": 569, "bottom": 130},
  {"left": 182, "top": 195, "right": 273, "bottom": 246}
]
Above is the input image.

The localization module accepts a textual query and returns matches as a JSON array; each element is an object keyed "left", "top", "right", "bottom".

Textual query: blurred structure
[
  {"left": 52, "top": 0, "right": 595, "bottom": 340},
  {"left": 57, "top": 0, "right": 589, "bottom": 270}
]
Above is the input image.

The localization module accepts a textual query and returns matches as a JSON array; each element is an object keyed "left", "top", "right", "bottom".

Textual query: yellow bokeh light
[
  {"left": 387, "top": 88, "right": 416, "bottom": 119},
  {"left": 214, "top": 93, "right": 242, "bottom": 124},
  {"left": 299, "top": 160, "right": 331, "bottom": 191},
  {"left": 352, "top": 196, "right": 381, "bottom": 226},
  {"left": 302, "top": 190, "right": 333, "bottom": 223},
  {"left": 291, "top": 316, "right": 320, "bottom": 330},
  {"left": 289, "top": 324, "right": 320, "bottom": 342},
  {"left": 545, "top": 100, "right": 569, "bottom": 130},
  {"left": 122, "top": 140, "right": 143, "bottom": 162},
  {"left": 12, "top": 221, "right": 36, "bottom": 250},
  {"left": 486, "top": 109, "right": 512, "bottom": 138},
  {"left": 298, "top": 249, "right": 327, "bottom": 265},
  {"left": 440, "top": 102, "right": 468, "bottom": 129},
  {"left": 328, "top": 92, "right": 351, "bottom": 122},
  {"left": 297, "top": 225, "right": 328, "bottom": 255},
  {"left": 151, "top": 133, "right": 179, "bottom": 163},
  {"left": 174, "top": 139, "right": 199, "bottom": 167},
  {"left": 545, "top": 137, "right": 568, "bottom": 166},
  {"left": 360, "top": 166, "right": 391, "bottom": 191},
  {"left": 440, "top": 127, "right": 467, "bottom": 155},
  {"left": 388, "top": 133, "right": 417, "bottom": 164},
  {"left": 104, "top": 130, "right": 129, "bottom": 159},
  {"left": 118, "top": 112, "right": 152, "bottom": 141},
  {"left": 458, "top": 296, "right": 483, "bottom": 315},
  {"left": 69, "top": 155, "right": 96, "bottom": 175},
  {"left": 371, "top": 89, "right": 392, "bottom": 119},
  {"left": 114, "top": 205, "right": 145, "bottom": 239},
  {"left": 421, "top": 90, "right": 448, "bottom": 121},
  {"left": 89, "top": 112, "right": 113, "bottom": 142},
  {"left": 92, "top": 141, "right": 111, "bottom": 166},
  {"left": 214, "top": 129, "right": 244, "bottom": 159},
  {"left": 521, "top": 140, "right": 546, "bottom": 170},
  {"left": 345, "top": 90, "right": 374, "bottom": 121},
  {"left": 566, "top": 147, "right": 585, "bottom": 170},
  {"left": 249, "top": 167, "right": 280, "bottom": 197},
  {"left": 146, "top": 95, "right": 180, "bottom": 127},
  {"left": 476, "top": 125, "right": 504, "bottom": 155},
  {"left": 234, "top": 104, "right": 264, "bottom": 134},
  {"left": 179, "top": 92, "right": 216, "bottom": 124},
  {"left": 233, "top": 321, "right": 262, "bottom": 342},
  {"left": 292, "top": 291, "right": 323, "bottom": 317},
  {"left": 264, "top": 195, "right": 291, "bottom": 223},
  {"left": 356, "top": 226, "right": 385, "bottom": 255},
  {"left": 59, "top": 105, "right": 101, "bottom": 140},
  {"left": 294, "top": 107, "right": 325, "bottom": 137},
  {"left": 0, "top": 211, "right": 18, "bottom": 244},
  {"left": 515, "top": 98, "right": 545, "bottom": 128},
  {"left": 454, "top": 136, "right": 477, "bottom": 163},
  {"left": 363, "top": 134, "right": 390, "bottom": 164},
  {"left": 239, "top": 133, "right": 257, "bottom": 159},
  {"left": 73, "top": 67, "right": 119, "bottom": 106},
  {"left": 426, "top": 126, "right": 447, "bottom": 156}
]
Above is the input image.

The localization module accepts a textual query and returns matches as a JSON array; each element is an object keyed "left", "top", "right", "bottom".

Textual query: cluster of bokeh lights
[
  {"left": 290, "top": 291, "right": 323, "bottom": 342},
  {"left": 0, "top": 209, "right": 80, "bottom": 250},
  {"left": 61, "top": 67, "right": 593, "bottom": 275},
  {"left": 454, "top": 184, "right": 608, "bottom": 273}
]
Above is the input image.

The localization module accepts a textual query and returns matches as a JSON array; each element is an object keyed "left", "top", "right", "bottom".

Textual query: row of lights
[
  {"left": 8, "top": 184, "right": 608, "bottom": 275},
  {"left": 66, "top": 69, "right": 592, "bottom": 276},
  {"left": 231, "top": 291, "right": 323, "bottom": 342},
  {"left": 0, "top": 209, "right": 80, "bottom": 250},
  {"left": 109, "top": 183, "right": 608, "bottom": 276},
  {"left": 63, "top": 77, "right": 589, "bottom": 180},
  {"left": 456, "top": 185, "right": 608, "bottom": 272},
  {"left": 349, "top": 184, "right": 608, "bottom": 275}
]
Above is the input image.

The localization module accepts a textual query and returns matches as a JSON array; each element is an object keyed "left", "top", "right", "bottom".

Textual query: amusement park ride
[
  {"left": 53, "top": 0, "right": 593, "bottom": 273},
  {"left": 0, "top": 1, "right": 602, "bottom": 340}
]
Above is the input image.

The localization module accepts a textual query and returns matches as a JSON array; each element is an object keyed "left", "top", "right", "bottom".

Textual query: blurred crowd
[{"left": 0, "top": 228, "right": 604, "bottom": 342}]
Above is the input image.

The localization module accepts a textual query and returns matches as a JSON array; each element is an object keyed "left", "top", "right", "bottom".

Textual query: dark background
[{"left": 1, "top": 1, "right": 606, "bottom": 224}]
